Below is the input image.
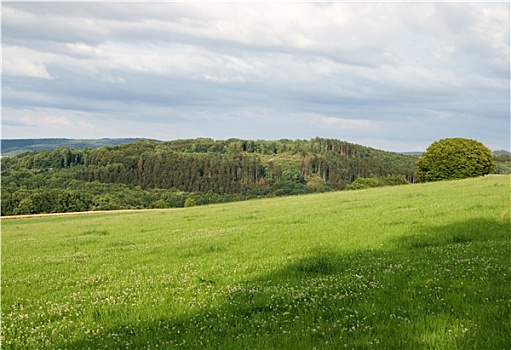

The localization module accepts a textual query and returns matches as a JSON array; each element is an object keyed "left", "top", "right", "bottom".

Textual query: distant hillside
[
  {"left": 401, "top": 151, "right": 423, "bottom": 156},
  {"left": 493, "top": 150, "right": 511, "bottom": 157},
  {"left": 1, "top": 137, "right": 418, "bottom": 216},
  {"left": 3, "top": 137, "right": 507, "bottom": 216},
  {"left": 1, "top": 138, "right": 155, "bottom": 156},
  {"left": 492, "top": 150, "right": 511, "bottom": 174}
]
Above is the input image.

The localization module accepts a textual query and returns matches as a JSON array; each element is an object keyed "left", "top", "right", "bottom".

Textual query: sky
[{"left": 1, "top": 2, "right": 510, "bottom": 152}]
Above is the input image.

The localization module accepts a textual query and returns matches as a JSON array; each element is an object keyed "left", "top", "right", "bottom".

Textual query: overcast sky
[{"left": 2, "top": 2, "right": 510, "bottom": 152}]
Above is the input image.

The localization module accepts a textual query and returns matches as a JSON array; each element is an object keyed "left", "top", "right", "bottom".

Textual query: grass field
[{"left": 2, "top": 175, "right": 510, "bottom": 349}]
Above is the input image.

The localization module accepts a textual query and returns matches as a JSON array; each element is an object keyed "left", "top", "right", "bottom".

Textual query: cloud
[
  {"left": 3, "top": 46, "right": 55, "bottom": 79},
  {"left": 308, "top": 115, "right": 377, "bottom": 130},
  {"left": 65, "top": 42, "right": 105, "bottom": 58},
  {"left": 42, "top": 116, "right": 73, "bottom": 127},
  {"left": 1, "top": 2, "right": 509, "bottom": 152},
  {"left": 2, "top": 108, "right": 97, "bottom": 137}
]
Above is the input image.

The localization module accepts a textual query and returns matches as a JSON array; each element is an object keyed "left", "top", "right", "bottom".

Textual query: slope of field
[{"left": 2, "top": 176, "right": 510, "bottom": 349}]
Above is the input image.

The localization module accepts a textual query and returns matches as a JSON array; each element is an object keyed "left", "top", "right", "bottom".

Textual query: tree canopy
[
  {"left": 1, "top": 138, "right": 420, "bottom": 216},
  {"left": 415, "top": 138, "right": 495, "bottom": 182}
]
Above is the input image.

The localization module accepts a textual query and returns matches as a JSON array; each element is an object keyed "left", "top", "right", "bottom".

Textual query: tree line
[{"left": 1, "top": 137, "right": 421, "bottom": 216}]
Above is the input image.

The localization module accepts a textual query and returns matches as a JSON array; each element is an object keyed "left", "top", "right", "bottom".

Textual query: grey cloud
[{"left": 2, "top": 2, "right": 509, "bottom": 151}]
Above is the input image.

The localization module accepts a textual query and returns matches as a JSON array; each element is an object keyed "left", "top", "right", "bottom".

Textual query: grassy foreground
[{"left": 2, "top": 175, "right": 510, "bottom": 349}]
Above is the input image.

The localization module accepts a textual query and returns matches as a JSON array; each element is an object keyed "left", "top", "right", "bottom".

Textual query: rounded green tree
[
  {"left": 415, "top": 138, "right": 495, "bottom": 182},
  {"left": 184, "top": 197, "right": 197, "bottom": 208}
]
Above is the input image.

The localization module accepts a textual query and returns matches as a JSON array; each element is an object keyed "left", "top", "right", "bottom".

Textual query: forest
[{"left": 1, "top": 137, "right": 507, "bottom": 216}]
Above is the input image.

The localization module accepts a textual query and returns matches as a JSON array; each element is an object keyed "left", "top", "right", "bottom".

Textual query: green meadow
[{"left": 2, "top": 175, "right": 510, "bottom": 349}]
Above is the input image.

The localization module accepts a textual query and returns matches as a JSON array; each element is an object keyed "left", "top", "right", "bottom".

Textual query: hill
[
  {"left": 493, "top": 150, "right": 511, "bottom": 157},
  {"left": 1, "top": 137, "right": 418, "bottom": 216},
  {"left": 493, "top": 150, "right": 511, "bottom": 174},
  {"left": 2, "top": 175, "right": 510, "bottom": 349},
  {"left": 0, "top": 138, "right": 153, "bottom": 156}
]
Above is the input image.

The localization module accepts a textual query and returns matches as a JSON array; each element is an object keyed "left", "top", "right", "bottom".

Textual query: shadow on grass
[
  {"left": 398, "top": 216, "right": 509, "bottom": 250},
  {"left": 58, "top": 218, "right": 510, "bottom": 350}
]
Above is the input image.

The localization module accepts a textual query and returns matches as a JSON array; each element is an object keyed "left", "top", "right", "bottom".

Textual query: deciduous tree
[{"left": 415, "top": 138, "right": 495, "bottom": 182}]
